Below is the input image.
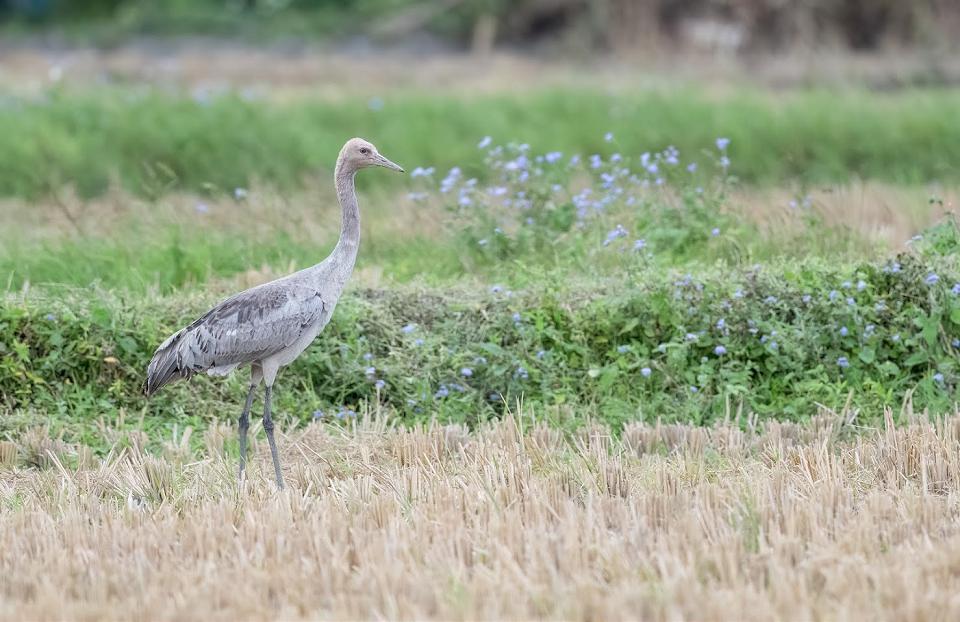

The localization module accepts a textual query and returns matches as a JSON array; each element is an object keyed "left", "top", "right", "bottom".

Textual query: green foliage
[
  {"left": 2, "top": 87, "right": 960, "bottom": 200},
  {"left": 3, "top": 229, "right": 958, "bottom": 448}
]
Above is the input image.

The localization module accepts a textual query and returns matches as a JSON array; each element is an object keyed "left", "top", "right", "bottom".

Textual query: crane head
[{"left": 339, "top": 138, "right": 404, "bottom": 173}]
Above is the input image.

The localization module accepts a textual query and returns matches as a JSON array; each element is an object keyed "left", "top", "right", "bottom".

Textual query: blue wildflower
[
  {"left": 604, "top": 132, "right": 614, "bottom": 142},
  {"left": 633, "top": 239, "right": 646, "bottom": 251},
  {"left": 413, "top": 338, "right": 425, "bottom": 347},
  {"left": 364, "top": 366, "right": 376, "bottom": 376},
  {"left": 926, "top": 273, "right": 940, "bottom": 285},
  {"left": 837, "top": 357, "right": 849, "bottom": 368},
  {"left": 716, "top": 137, "right": 730, "bottom": 150},
  {"left": 461, "top": 367, "right": 473, "bottom": 378},
  {"left": 617, "top": 345, "right": 630, "bottom": 354},
  {"left": 402, "top": 323, "right": 416, "bottom": 334},
  {"left": 375, "top": 379, "right": 386, "bottom": 390},
  {"left": 477, "top": 136, "right": 492, "bottom": 149},
  {"left": 934, "top": 373, "right": 945, "bottom": 385},
  {"left": 839, "top": 326, "right": 848, "bottom": 337},
  {"left": 687, "top": 162, "right": 697, "bottom": 173},
  {"left": 312, "top": 409, "right": 324, "bottom": 420},
  {"left": 363, "top": 352, "right": 373, "bottom": 361},
  {"left": 641, "top": 367, "right": 652, "bottom": 378},
  {"left": 714, "top": 345, "right": 727, "bottom": 356},
  {"left": 711, "top": 227, "right": 720, "bottom": 237}
]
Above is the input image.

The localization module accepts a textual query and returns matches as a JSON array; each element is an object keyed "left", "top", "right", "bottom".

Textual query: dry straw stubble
[{"left": 2, "top": 409, "right": 960, "bottom": 621}]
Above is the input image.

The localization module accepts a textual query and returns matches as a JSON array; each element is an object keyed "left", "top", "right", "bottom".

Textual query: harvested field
[{"left": 3, "top": 409, "right": 960, "bottom": 621}]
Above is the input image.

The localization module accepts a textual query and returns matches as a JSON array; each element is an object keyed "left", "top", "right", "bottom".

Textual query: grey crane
[{"left": 143, "top": 138, "right": 403, "bottom": 489}]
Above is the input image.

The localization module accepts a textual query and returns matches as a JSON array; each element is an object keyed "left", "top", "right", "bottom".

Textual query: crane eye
[{"left": 359, "top": 147, "right": 370, "bottom": 155}]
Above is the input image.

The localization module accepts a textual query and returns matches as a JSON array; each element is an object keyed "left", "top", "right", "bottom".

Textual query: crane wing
[{"left": 144, "top": 280, "right": 328, "bottom": 395}]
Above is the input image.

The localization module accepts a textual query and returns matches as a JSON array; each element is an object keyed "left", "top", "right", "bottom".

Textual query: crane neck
[{"left": 333, "top": 161, "right": 360, "bottom": 258}]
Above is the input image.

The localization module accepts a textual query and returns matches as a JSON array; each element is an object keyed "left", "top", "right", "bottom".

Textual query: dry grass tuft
[{"left": 3, "top": 410, "right": 960, "bottom": 620}]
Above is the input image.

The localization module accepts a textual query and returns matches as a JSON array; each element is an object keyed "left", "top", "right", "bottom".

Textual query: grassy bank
[
  {"left": 3, "top": 87, "right": 960, "bottom": 200},
  {"left": 3, "top": 235, "right": 958, "bottom": 451}
]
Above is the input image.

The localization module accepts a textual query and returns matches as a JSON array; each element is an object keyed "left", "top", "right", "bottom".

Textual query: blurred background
[{"left": 2, "top": 0, "right": 959, "bottom": 57}]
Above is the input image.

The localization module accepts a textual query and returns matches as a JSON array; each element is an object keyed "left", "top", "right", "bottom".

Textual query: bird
[{"left": 143, "top": 138, "right": 404, "bottom": 489}]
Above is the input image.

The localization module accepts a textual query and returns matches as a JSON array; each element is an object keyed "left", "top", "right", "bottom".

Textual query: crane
[{"left": 143, "top": 138, "right": 404, "bottom": 489}]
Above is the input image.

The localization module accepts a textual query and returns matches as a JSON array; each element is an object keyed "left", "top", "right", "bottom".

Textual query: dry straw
[{"left": 2, "top": 407, "right": 960, "bottom": 621}]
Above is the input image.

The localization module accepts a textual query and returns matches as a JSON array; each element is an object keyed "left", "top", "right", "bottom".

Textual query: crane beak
[{"left": 375, "top": 154, "right": 404, "bottom": 173}]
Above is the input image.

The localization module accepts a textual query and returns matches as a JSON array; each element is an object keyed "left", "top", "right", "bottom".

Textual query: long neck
[{"left": 333, "top": 160, "right": 361, "bottom": 261}]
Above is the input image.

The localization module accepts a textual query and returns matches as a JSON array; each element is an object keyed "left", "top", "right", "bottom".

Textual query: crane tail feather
[{"left": 143, "top": 330, "right": 191, "bottom": 397}]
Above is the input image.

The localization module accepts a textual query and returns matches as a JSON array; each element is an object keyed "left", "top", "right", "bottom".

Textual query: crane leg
[
  {"left": 237, "top": 383, "right": 257, "bottom": 483},
  {"left": 262, "top": 384, "right": 285, "bottom": 489}
]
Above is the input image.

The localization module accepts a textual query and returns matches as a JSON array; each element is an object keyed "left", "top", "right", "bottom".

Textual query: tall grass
[{"left": 3, "top": 87, "right": 960, "bottom": 199}]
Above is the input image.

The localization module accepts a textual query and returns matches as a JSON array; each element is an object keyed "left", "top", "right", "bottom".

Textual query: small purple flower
[
  {"left": 934, "top": 373, "right": 945, "bottom": 385},
  {"left": 719, "top": 156, "right": 730, "bottom": 169},
  {"left": 413, "top": 338, "right": 425, "bottom": 347},
  {"left": 687, "top": 162, "right": 697, "bottom": 173},
  {"left": 837, "top": 356, "right": 849, "bottom": 368},
  {"left": 685, "top": 333, "right": 698, "bottom": 342},
  {"left": 461, "top": 367, "right": 473, "bottom": 377},
  {"left": 604, "top": 132, "right": 614, "bottom": 142},
  {"left": 633, "top": 239, "right": 646, "bottom": 251},
  {"left": 490, "top": 284, "right": 503, "bottom": 294},
  {"left": 839, "top": 326, "right": 849, "bottom": 337},
  {"left": 716, "top": 319, "right": 726, "bottom": 330},
  {"left": 802, "top": 294, "right": 812, "bottom": 303},
  {"left": 410, "top": 166, "right": 435, "bottom": 178},
  {"left": 829, "top": 290, "right": 839, "bottom": 301},
  {"left": 711, "top": 227, "right": 721, "bottom": 237},
  {"left": 45, "top": 313, "right": 56, "bottom": 322},
  {"left": 641, "top": 367, "right": 652, "bottom": 378},
  {"left": 477, "top": 136, "right": 492, "bottom": 149},
  {"left": 857, "top": 280, "right": 867, "bottom": 291},
  {"left": 842, "top": 281, "right": 852, "bottom": 290},
  {"left": 363, "top": 352, "right": 373, "bottom": 361},
  {"left": 435, "top": 385, "right": 449, "bottom": 399},
  {"left": 952, "top": 283, "right": 960, "bottom": 296},
  {"left": 716, "top": 137, "right": 730, "bottom": 151},
  {"left": 617, "top": 345, "right": 630, "bottom": 354},
  {"left": 514, "top": 366, "right": 529, "bottom": 380},
  {"left": 545, "top": 151, "right": 563, "bottom": 164},
  {"left": 233, "top": 187, "right": 248, "bottom": 200},
  {"left": 952, "top": 338, "right": 960, "bottom": 348},
  {"left": 364, "top": 366, "right": 376, "bottom": 376},
  {"left": 536, "top": 350, "right": 547, "bottom": 360},
  {"left": 764, "top": 296, "right": 778, "bottom": 304},
  {"left": 590, "top": 154, "right": 603, "bottom": 169},
  {"left": 603, "top": 224, "right": 628, "bottom": 246},
  {"left": 846, "top": 297, "right": 856, "bottom": 306},
  {"left": 926, "top": 273, "right": 940, "bottom": 285},
  {"left": 375, "top": 379, "right": 386, "bottom": 390},
  {"left": 512, "top": 312, "right": 522, "bottom": 324},
  {"left": 402, "top": 323, "right": 416, "bottom": 334},
  {"left": 312, "top": 409, "right": 324, "bottom": 420},
  {"left": 714, "top": 345, "right": 727, "bottom": 356},
  {"left": 690, "top": 386, "right": 699, "bottom": 393}
]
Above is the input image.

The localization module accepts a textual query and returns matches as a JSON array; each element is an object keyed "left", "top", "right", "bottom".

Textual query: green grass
[
  {"left": 3, "top": 232, "right": 959, "bottom": 452},
  {"left": 3, "top": 87, "right": 960, "bottom": 200},
  {"left": 3, "top": 88, "right": 959, "bottom": 449}
]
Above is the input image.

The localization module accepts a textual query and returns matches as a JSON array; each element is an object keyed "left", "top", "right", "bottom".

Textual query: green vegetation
[
  {"left": 2, "top": 87, "right": 960, "bottom": 200},
  {"left": 3, "top": 128, "right": 959, "bottom": 452},
  {"left": 3, "top": 234, "right": 958, "bottom": 451}
]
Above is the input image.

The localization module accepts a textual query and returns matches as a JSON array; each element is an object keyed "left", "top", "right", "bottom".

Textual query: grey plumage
[
  {"left": 144, "top": 277, "right": 330, "bottom": 396},
  {"left": 144, "top": 137, "right": 404, "bottom": 488}
]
